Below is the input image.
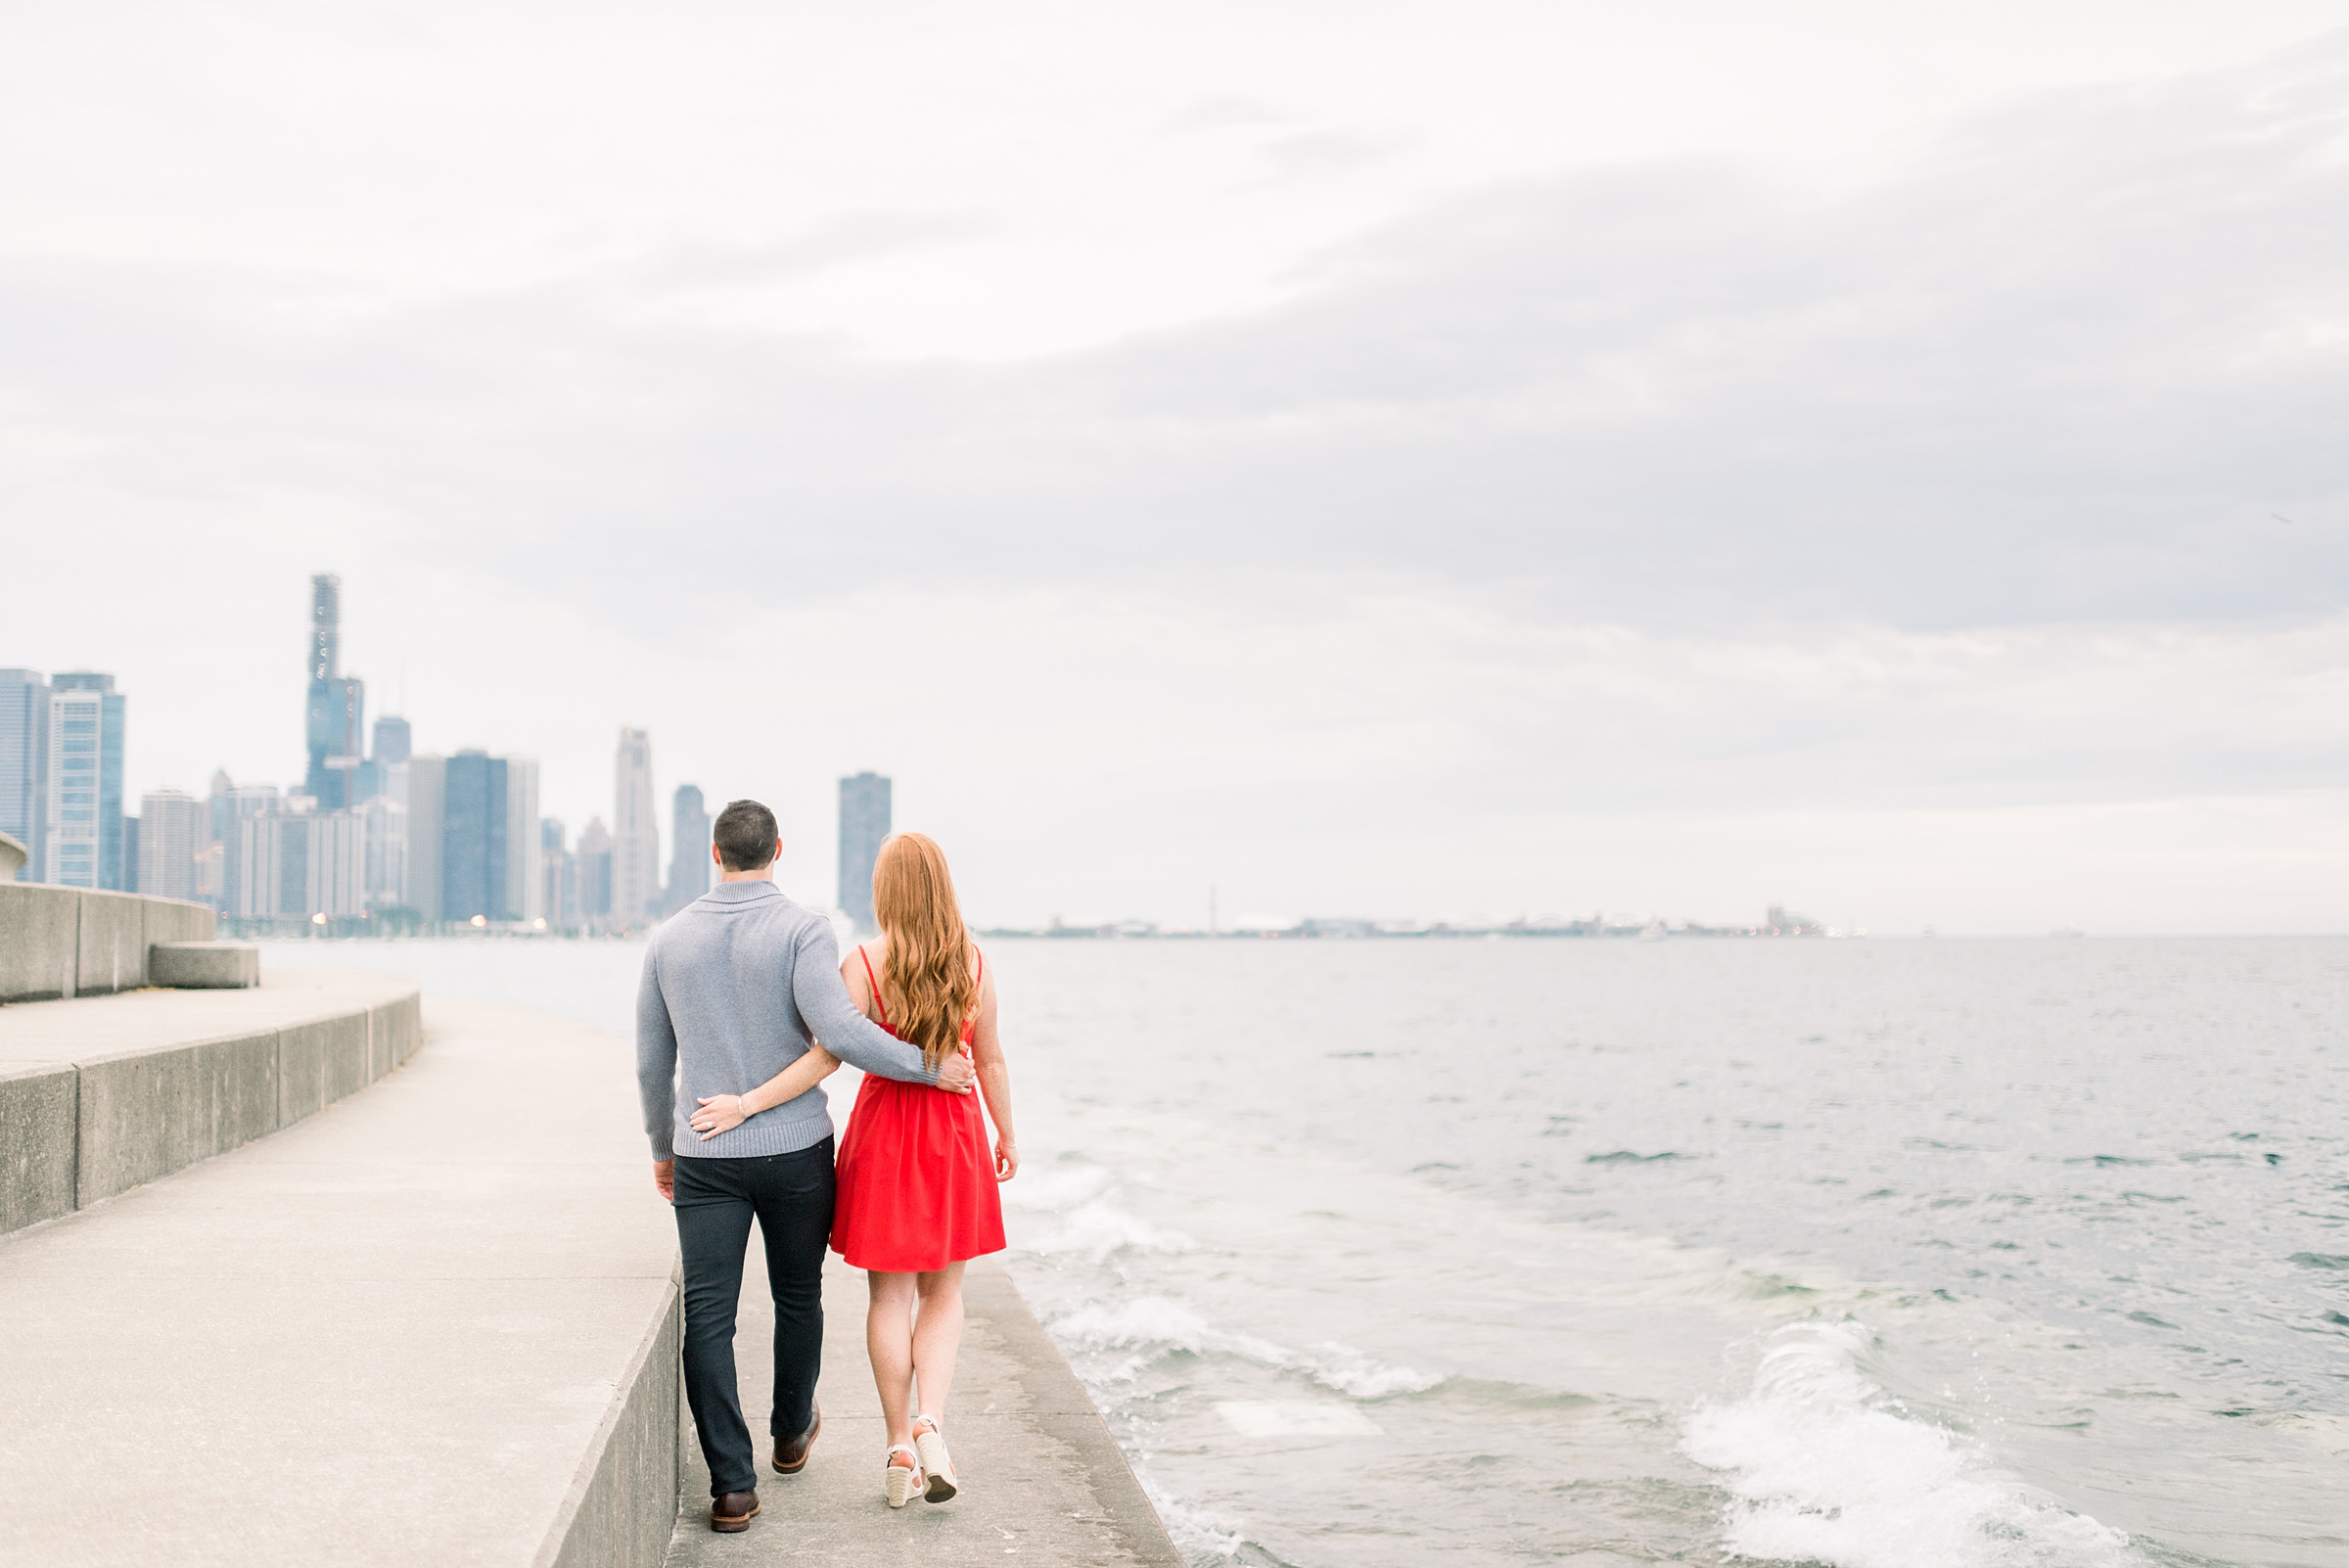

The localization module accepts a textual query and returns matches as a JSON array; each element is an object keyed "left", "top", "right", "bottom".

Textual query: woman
[
  {"left": 700, "top": 831, "right": 1015, "bottom": 1508},
  {"left": 836, "top": 831, "right": 1016, "bottom": 1505}
]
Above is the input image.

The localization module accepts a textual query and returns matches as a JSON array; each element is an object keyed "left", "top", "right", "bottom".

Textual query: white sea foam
[
  {"left": 1683, "top": 1320, "right": 2144, "bottom": 1568},
  {"left": 1053, "top": 1294, "right": 1218, "bottom": 1355},
  {"left": 1049, "top": 1294, "right": 1440, "bottom": 1398},
  {"left": 1297, "top": 1340, "right": 1444, "bottom": 1398},
  {"left": 1048, "top": 1295, "right": 1223, "bottom": 1383},
  {"left": 1000, "top": 1160, "right": 1195, "bottom": 1260},
  {"left": 1020, "top": 1196, "right": 1196, "bottom": 1260},
  {"left": 1141, "top": 1478, "right": 1247, "bottom": 1562},
  {"left": 1000, "top": 1162, "right": 1116, "bottom": 1211}
]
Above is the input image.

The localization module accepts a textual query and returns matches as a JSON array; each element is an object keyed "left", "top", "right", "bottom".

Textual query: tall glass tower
[
  {"left": 665, "top": 783, "right": 711, "bottom": 916},
  {"left": 303, "top": 574, "right": 365, "bottom": 809},
  {"left": 0, "top": 669, "right": 49, "bottom": 881},
  {"left": 612, "top": 728, "right": 660, "bottom": 930},
  {"left": 48, "top": 671, "right": 125, "bottom": 890},
  {"left": 838, "top": 771, "right": 892, "bottom": 932},
  {"left": 440, "top": 750, "right": 510, "bottom": 923}
]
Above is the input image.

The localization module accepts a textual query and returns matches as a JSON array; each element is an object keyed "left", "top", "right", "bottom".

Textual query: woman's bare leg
[
  {"left": 865, "top": 1270, "right": 919, "bottom": 1460},
  {"left": 910, "top": 1262, "right": 967, "bottom": 1423}
]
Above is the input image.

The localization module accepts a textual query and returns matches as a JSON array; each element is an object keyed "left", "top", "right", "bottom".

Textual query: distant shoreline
[{"left": 976, "top": 918, "right": 1839, "bottom": 941}]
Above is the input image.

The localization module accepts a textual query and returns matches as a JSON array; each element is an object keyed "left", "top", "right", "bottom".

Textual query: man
[{"left": 637, "top": 797, "right": 976, "bottom": 1533}]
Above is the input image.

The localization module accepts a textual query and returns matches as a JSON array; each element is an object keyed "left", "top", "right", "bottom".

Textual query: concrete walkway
[
  {"left": 0, "top": 983, "right": 1181, "bottom": 1568},
  {"left": 663, "top": 1251, "right": 1182, "bottom": 1568},
  {"left": 0, "top": 988, "right": 678, "bottom": 1567}
]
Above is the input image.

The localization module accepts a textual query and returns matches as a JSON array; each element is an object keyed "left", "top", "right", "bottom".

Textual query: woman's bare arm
[
  {"left": 969, "top": 959, "right": 1017, "bottom": 1179},
  {"left": 688, "top": 1044, "right": 842, "bottom": 1139}
]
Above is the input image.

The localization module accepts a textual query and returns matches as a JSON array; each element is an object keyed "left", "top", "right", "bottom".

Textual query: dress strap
[{"left": 857, "top": 945, "right": 890, "bottom": 1026}]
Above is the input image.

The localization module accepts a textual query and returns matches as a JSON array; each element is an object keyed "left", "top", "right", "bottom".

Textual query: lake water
[{"left": 261, "top": 936, "right": 2349, "bottom": 1568}]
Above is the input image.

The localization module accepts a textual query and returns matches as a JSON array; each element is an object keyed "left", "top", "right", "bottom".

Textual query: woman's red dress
[{"left": 831, "top": 947, "right": 1006, "bottom": 1272}]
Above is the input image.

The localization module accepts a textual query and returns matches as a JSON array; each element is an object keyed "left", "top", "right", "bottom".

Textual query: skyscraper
[
  {"left": 232, "top": 807, "right": 364, "bottom": 921},
  {"left": 576, "top": 816, "right": 613, "bottom": 925},
  {"left": 540, "top": 818, "right": 575, "bottom": 926},
  {"left": 138, "top": 790, "right": 207, "bottom": 902},
  {"left": 372, "top": 715, "right": 412, "bottom": 765},
  {"left": 361, "top": 787, "right": 406, "bottom": 912},
  {"left": 504, "top": 756, "right": 541, "bottom": 925},
  {"left": 231, "top": 813, "right": 289, "bottom": 921},
  {"left": 211, "top": 776, "right": 280, "bottom": 915},
  {"left": 440, "top": 749, "right": 508, "bottom": 924},
  {"left": 665, "top": 783, "right": 711, "bottom": 916},
  {"left": 838, "top": 771, "right": 892, "bottom": 932},
  {"left": 196, "top": 769, "right": 233, "bottom": 906},
  {"left": 304, "top": 811, "right": 366, "bottom": 918},
  {"left": 207, "top": 769, "right": 239, "bottom": 853},
  {"left": 302, "top": 574, "right": 365, "bottom": 809},
  {"left": 0, "top": 669, "right": 48, "bottom": 881},
  {"left": 612, "top": 727, "right": 660, "bottom": 930},
  {"left": 48, "top": 672, "right": 125, "bottom": 890},
  {"left": 407, "top": 748, "right": 538, "bottom": 925},
  {"left": 405, "top": 754, "right": 445, "bottom": 924},
  {"left": 361, "top": 715, "right": 412, "bottom": 905}
]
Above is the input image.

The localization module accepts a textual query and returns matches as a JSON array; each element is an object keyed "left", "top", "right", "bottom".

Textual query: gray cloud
[
  {"left": 1252, "top": 128, "right": 1414, "bottom": 183},
  {"left": 1165, "top": 95, "right": 1292, "bottom": 132},
  {"left": 15, "top": 33, "right": 2344, "bottom": 642},
  {"left": 632, "top": 210, "right": 996, "bottom": 292}
]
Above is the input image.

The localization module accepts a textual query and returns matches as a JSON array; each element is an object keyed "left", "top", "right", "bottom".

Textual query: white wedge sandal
[
  {"left": 912, "top": 1414, "right": 957, "bottom": 1502},
  {"left": 884, "top": 1445, "right": 926, "bottom": 1509}
]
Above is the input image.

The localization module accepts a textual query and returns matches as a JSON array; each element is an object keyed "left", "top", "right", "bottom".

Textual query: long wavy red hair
[{"left": 872, "top": 832, "right": 977, "bottom": 1071}]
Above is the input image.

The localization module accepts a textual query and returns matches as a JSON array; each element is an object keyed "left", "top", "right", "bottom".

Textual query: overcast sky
[{"left": 8, "top": 2, "right": 2349, "bottom": 932}]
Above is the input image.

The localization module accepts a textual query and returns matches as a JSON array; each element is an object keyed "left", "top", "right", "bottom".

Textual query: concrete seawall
[
  {"left": 0, "top": 967, "right": 421, "bottom": 1233},
  {"left": 0, "top": 881, "right": 217, "bottom": 1002}
]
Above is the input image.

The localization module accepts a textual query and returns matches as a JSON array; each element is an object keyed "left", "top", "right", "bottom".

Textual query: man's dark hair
[{"left": 713, "top": 799, "right": 779, "bottom": 871}]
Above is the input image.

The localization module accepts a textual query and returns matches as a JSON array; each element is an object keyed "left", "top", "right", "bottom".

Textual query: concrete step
[
  {"left": 0, "top": 882, "right": 216, "bottom": 1001},
  {"left": 150, "top": 941, "right": 261, "bottom": 990},
  {"left": 0, "top": 968, "right": 421, "bottom": 1233}
]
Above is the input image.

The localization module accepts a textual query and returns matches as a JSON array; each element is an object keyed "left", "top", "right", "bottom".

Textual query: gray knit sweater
[{"left": 635, "top": 881, "right": 938, "bottom": 1161}]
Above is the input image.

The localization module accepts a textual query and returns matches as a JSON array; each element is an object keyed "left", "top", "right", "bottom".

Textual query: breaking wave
[
  {"left": 1004, "top": 1163, "right": 1195, "bottom": 1260},
  {"left": 1049, "top": 1294, "right": 1441, "bottom": 1400},
  {"left": 1683, "top": 1320, "right": 2143, "bottom": 1568}
]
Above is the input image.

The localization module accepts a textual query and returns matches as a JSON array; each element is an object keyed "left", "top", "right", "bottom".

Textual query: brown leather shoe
[
  {"left": 711, "top": 1492, "right": 760, "bottom": 1532},
  {"left": 772, "top": 1403, "right": 821, "bottom": 1474}
]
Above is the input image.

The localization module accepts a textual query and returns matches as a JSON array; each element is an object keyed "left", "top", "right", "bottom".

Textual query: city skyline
[
  {"left": 11, "top": 554, "right": 2347, "bottom": 934},
  {"left": 1, "top": 575, "right": 928, "bottom": 930},
  {"left": 5, "top": 579, "right": 2272, "bottom": 933}
]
